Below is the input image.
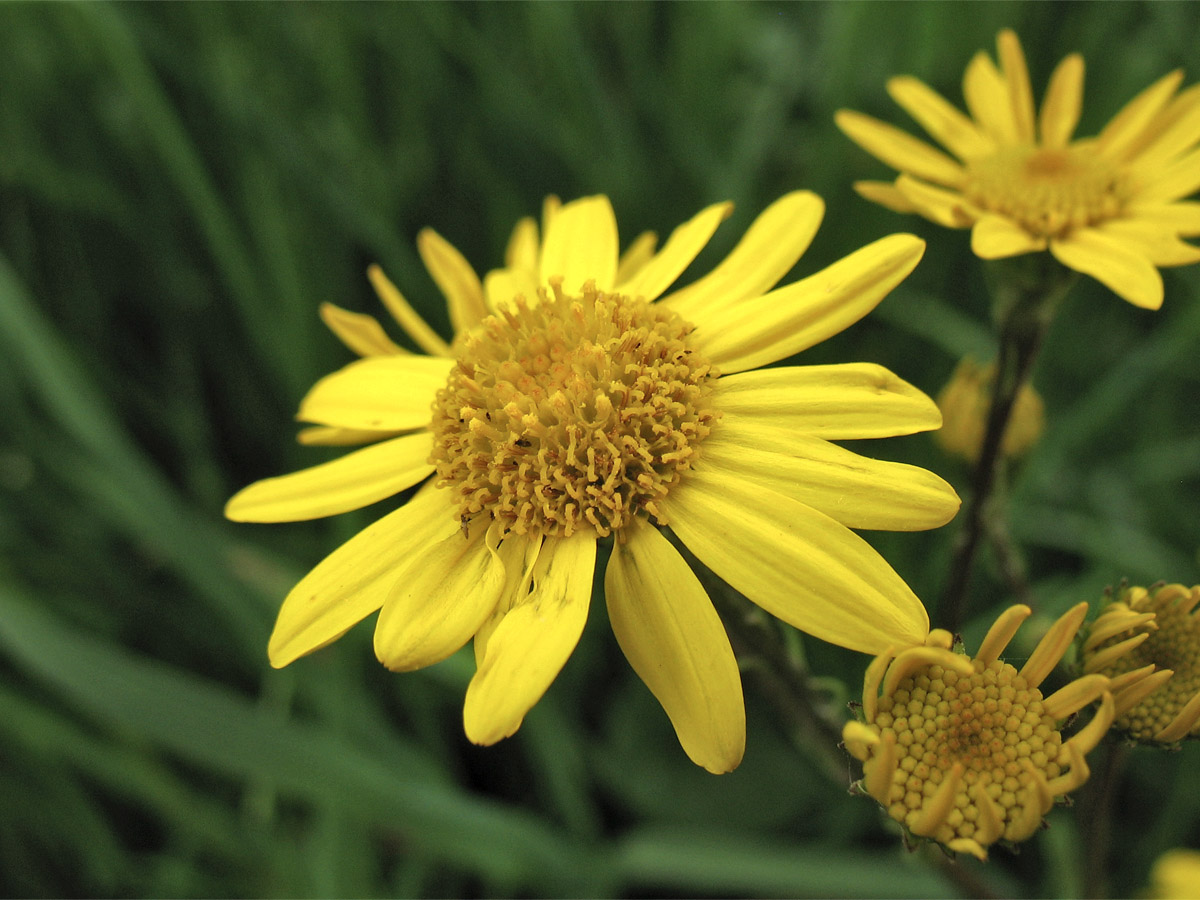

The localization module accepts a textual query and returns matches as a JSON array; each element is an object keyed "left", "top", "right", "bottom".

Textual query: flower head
[
  {"left": 836, "top": 29, "right": 1200, "bottom": 309},
  {"left": 935, "top": 356, "right": 1044, "bottom": 463},
  {"left": 844, "top": 603, "right": 1115, "bottom": 860},
  {"left": 1148, "top": 849, "right": 1200, "bottom": 899},
  {"left": 227, "top": 192, "right": 961, "bottom": 772},
  {"left": 1081, "top": 583, "right": 1200, "bottom": 744}
]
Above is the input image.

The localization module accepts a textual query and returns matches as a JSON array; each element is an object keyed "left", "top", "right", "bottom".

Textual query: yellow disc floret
[
  {"left": 430, "top": 280, "right": 719, "bottom": 539},
  {"left": 963, "top": 145, "right": 1128, "bottom": 239}
]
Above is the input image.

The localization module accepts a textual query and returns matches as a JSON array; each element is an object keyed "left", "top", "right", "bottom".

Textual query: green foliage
[{"left": 0, "top": 2, "right": 1197, "bottom": 896}]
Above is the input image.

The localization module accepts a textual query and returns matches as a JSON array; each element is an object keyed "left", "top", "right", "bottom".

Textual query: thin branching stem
[{"left": 942, "top": 258, "right": 1077, "bottom": 631}]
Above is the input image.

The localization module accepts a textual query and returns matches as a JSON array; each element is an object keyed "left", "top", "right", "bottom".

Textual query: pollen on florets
[
  {"left": 1082, "top": 583, "right": 1200, "bottom": 744},
  {"left": 429, "top": 280, "right": 720, "bottom": 539},
  {"left": 963, "top": 145, "right": 1128, "bottom": 238}
]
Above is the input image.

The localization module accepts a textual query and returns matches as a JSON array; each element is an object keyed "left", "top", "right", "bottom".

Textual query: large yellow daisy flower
[
  {"left": 226, "top": 192, "right": 960, "bottom": 773},
  {"left": 836, "top": 29, "right": 1200, "bottom": 310}
]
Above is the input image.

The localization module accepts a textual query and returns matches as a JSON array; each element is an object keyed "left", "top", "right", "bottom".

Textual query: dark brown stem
[
  {"left": 941, "top": 258, "right": 1076, "bottom": 632},
  {"left": 983, "top": 471, "right": 1034, "bottom": 607}
]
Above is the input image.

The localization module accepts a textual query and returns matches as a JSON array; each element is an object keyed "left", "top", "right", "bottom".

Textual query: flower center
[
  {"left": 963, "top": 145, "right": 1128, "bottom": 238},
  {"left": 429, "top": 281, "right": 719, "bottom": 539},
  {"left": 873, "top": 659, "right": 1062, "bottom": 846}
]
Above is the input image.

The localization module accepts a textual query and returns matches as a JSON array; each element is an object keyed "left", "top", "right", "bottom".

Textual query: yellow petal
[
  {"left": 1064, "top": 691, "right": 1114, "bottom": 758},
  {"left": 366, "top": 264, "right": 451, "bottom": 357},
  {"left": 617, "top": 202, "right": 732, "bottom": 303},
  {"left": 1097, "top": 70, "right": 1185, "bottom": 161},
  {"left": 862, "top": 648, "right": 896, "bottom": 722},
  {"left": 504, "top": 216, "right": 540, "bottom": 272},
  {"left": 1112, "top": 667, "right": 1171, "bottom": 718},
  {"left": 1039, "top": 54, "right": 1085, "bottom": 148},
  {"left": 539, "top": 195, "right": 618, "bottom": 293},
  {"left": 297, "top": 355, "right": 452, "bottom": 430},
  {"left": 882, "top": 647, "right": 972, "bottom": 697},
  {"left": 1082, "top": 632, "right": 1151, "bottom": 675},
  {"left": 835, "top": 110, "right": 967, "bottom": 188},
  {"left": 997, "top": 29, "right": 1035, "bottom": 144},
  {"left": 1005, "top": 762, "right": 1052, "bottom": 842},
  {"left": 842, "top": 720, "right": 880, "bottom": 761},
  {"left": 863, "top": 731, "right": 898, "bottom": 805},
  {"left": 266, "top": 485, "right": 453, "bottom": 667},
  {"left": 660, "top": 191, "right": 825, "bottom": 319},
  {"left": 483, "top": 267, "right": 540, "bottom": 316},
  {"left": 373, "top": 519, "right": 506, "bottom": 671},
  {"left": 692, "top": 234, "right": 923, "bottom": 374},
  {"left": 976, "top": 604, "right": 1032, "bottom": 666},
  {"left": 296, "top": 425, "right": 404, "bottom": 447},
  {"left": 970, "top": 214, "right": 1047, "bottom": 258},
  {"left": 894, "top": 175, "right": 979, "bottom": 228},
  {"left": 886, "top": 75, "right": 994, "bottom": 160},
  {"left": 713, "top": 362, "right": 943, "bottom": 440},
  {"left": 319, "top": 303, "right": 407, "bottom": 357},
  {"left": 1138, "top": 145, "right": 1200, "bottom": 204},
  {"left": 1082, "top": 608, "right": 1157, "bottom": 652},
  {"left": 1047, "top": 740, "right": 1090, "bottom": 797},
  {"left": 1018, "top": 601, "right": 1088, "bottom": 689},
  {"left": 1095, "top": 220, "right": 1200, "bottom": 267},
  {"left": 1042, "top": 673, "right": 1111, "bottom": 720},
  {"left": 615, "top": 231, "right": 658, "bottom": 285},
  {"left": 972, "top": 783, "right": 1005, "bottom": 846},
  {"left": 605, "top": 521, "right": 745, "bottom": 773},
  {"left": 912, "top": 762, "right": 963, "bottom": 838},
  {"left": 417, "top": 228, "right": 489, "bottom": 335},
  {"left": 963, "top": 50, "right": 1017, "bottom": 144},
  {"left": 1125, "top": 83, "right": 1200, "bottom": 170},
  {"left": 853, "top": 180, "right": 920, "bottom": 214},
  {"left": 662, "top": 469, "right": 929, "bottom": 655},
  {"left": 225, "top": 432, "right": 434, "bottom": 523},
  {"left": 697, "top": 422, "right": 960, "bottom": 532},
  {"left": 474, "top": 536, "right": 541, "bottom": 668},
  {"left": 541, "top": 194, "right": 562, "bottom": 235},
  {"left": 463, "top": 530, "right": 596, "bottom": 744},
  {"left": 947, "top": 838, "right": 988, "bottom": 862},
  {"left": 1127, "top": 200, "right": 1200, "bottom": 236},
  {"left": 1155, "top": 690, "right": 1200, "bottom": 743},
  {"left": 1050, "top": 230, "right": 1163, "bottom": 310}
]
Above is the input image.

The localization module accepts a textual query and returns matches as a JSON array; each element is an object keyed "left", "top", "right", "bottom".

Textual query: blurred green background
[{"left": 2, "top": 2, "right": 1198, "bottom": 897}]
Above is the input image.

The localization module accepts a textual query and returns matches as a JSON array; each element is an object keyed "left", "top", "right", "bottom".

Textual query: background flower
[
  {"left": 2, "top": 4, "right": 1199, "bottom": 898},
  {"left": 837, "top": 28, "right": 1200, "bottom": 309}
]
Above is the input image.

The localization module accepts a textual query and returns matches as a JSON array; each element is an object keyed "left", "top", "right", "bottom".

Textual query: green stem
[
  {"left": 982, "top": 470, "right": 1034, "bottom": 607},
  {"left": 942, "top": 257, "right": 1076, "bottom": 632},
  {"left": 1081, "top": 740, "right": 1127, "bottom": 900}
]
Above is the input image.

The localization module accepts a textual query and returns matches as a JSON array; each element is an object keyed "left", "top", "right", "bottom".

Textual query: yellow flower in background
[
  {"left": 935, "top": 356, "right": 1044, "bottom": 463},
  {"left": 844, "top": 604, "right": 1115, "bottom": 860},
  {"left": 227, "top": 192, "right": 962, "bottom": 773},
  {"left": 837, "top": 28, "right": 1200, "bottom": 310},
  {"left": 1148, "top": 849, "right": 1200, "bottom": 899},
  {"left": 1081, "top": 583, "right": 1200, "bottom": 744}
]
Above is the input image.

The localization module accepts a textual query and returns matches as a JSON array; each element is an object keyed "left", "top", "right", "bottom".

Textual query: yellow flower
[
  {"left": 1148, "top": 849, "right": 1200, "bottom": 899},
  {"left": 227, "top": 192, "right": 961, "bottom": 773},
  {"left": 836, "top": 29, "right": 1200, "bottom": 310},
  {"left": 844, "top": 604, "right": 1115, "bottom": 860},
  {"left": 934, "top": 356, "right": 1044, "bottom": 463},
  {"left": 1081, "top": 583, "right": 1200, "bottom": 744}
]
